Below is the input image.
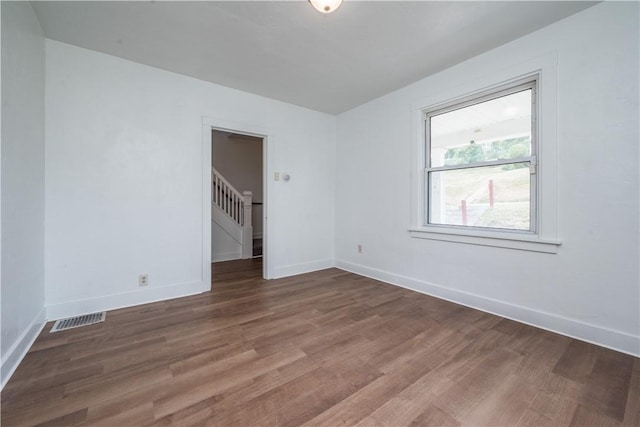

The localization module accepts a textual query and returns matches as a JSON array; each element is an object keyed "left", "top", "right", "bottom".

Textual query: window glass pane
[
  {"left": 430, "top": 89, "right": 532, "bottom": 168},
  {"left": 428, "top": 163, "right": 531, "bottom": 230}
]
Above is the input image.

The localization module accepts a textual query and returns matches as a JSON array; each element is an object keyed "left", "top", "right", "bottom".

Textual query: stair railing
[
  {"left": 212, "top": 167, "right": 253, "bottom": 258},
  {"left": 212, "top": 167, "right": 244, "bottom": 225}
]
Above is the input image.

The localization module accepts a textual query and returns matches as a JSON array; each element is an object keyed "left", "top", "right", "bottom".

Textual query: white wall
[
  {"left": 1, "top": 2, "right": 46, "bottom": 387},
  {"left": 45, "top": 40, "right": 335, "bottom": 318},
  {"left": 335, "top": 2, "right": 639, "bottom": 355}
]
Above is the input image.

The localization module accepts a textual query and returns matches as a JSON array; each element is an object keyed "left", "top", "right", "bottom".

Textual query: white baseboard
[
  {"left": 336, "top": 259, "right": 640, "bottom": 357},
  {"left": 212, "top": 251, "right": 242, "bottom": 263},
  {"left": 271, "top": 259, "right": 334, "bottom": 279},
  {"left": 46, "top": 280, "right": 208, "bottom": 321},
  {"left": 1, "top": 308, "right": 46, "bottom": 390}
]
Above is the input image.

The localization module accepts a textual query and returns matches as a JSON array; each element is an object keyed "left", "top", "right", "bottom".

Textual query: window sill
[{"left": 409, "top": 227, "right": 561, "bottom": 253}]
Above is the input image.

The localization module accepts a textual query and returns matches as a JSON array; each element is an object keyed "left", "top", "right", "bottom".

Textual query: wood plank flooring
[{"left": 2, "top": 259, "right": 638, "bottom": 426}]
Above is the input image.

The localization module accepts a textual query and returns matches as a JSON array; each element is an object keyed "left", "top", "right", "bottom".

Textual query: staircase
[{"left": 211, "top": 168, "right": 253, "bottom": 262}]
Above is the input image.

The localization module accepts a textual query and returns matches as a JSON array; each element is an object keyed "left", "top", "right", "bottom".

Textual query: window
[
  {"left": 410, "top": 54, "right": 560, "bottom": 253},
  {"left": 425, "top": 80, "right": 537, "bottom": 232}
]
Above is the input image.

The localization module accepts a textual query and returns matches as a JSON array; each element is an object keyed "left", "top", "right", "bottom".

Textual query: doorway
[{"left": 210, "top": 129, "right": 265, "bottom": 266}]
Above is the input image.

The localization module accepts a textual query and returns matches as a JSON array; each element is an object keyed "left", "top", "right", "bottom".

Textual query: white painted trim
[
  {"left": 335, "top": 259, "right": 640, "bottom": 357},
  {"left": 410, "top": 52, "right": 559, "bottom": 248},
  {"left": 263, "top": 133, "right": 272, "bottom": 279},
  {"left": 203, "top": 116, "right": 272, "bottom": 279},
  {"left": 212, "top": 251, "right": 242, "bottom": 263},
  {"left": 409, "top": 227, "right": 561, "bottom": 253},
  {"left": 1, "top": 308, "right": 46, "bottom": 390},
  {"left": 201, "top": 122, "right": 212, "bottom": 292},
  {"left": 46, "top": 280, "right": 206, "bottom": 321},
  {"left": 271, "top": 259, "right": 335, "bottom": 279}
]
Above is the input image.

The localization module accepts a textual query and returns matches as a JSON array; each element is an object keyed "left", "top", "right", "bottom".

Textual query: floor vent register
[{"left": 50, "top": 312, "right": 106, "bottom": 332}]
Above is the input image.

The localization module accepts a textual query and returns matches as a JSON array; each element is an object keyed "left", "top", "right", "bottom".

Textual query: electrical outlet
[
  {"left": 139, "top": 274, "right": 149, "bottom": 287},
  {"left": 357, "top": 244, "right": 363, "bottom": 254}
]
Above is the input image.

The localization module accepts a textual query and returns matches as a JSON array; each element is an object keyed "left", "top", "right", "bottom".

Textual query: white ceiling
[{"left": 31, "top": 1, "right": 597, "bottom": 114}]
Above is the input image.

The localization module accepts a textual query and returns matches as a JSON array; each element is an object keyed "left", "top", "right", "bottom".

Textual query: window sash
[
  {"left": 425, "top": 80, "right": 537, "bottom": 169},
  {"left": 424, "top": 79, "right": 538, "bottom": 232},
  {"left": 424, "top": 164, "right": 536, "bottom": 233},
  {"left": 426, "top": 156, "right": 536, "bottom": 173}
]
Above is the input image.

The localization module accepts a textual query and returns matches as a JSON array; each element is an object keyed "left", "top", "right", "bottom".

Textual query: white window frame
[
  {"left": 425, "top": 79, "right": 538, "bottom": 233},
  {"left": 409, "top": 53, "right": 561, "bottom": 253}
]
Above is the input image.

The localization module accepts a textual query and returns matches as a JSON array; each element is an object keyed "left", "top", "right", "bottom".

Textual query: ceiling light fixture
[{"left": 309, "top": 0, "right": 343, "bottom": 14}]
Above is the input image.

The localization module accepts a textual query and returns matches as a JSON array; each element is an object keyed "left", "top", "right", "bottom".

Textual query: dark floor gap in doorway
[{"left": 253, "top": 238, "right": 263, "bottom": 258}]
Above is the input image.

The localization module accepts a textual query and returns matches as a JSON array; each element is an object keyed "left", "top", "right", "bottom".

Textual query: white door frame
[{"left": 202, "top": 117, "right": 272, "bottom": 285}]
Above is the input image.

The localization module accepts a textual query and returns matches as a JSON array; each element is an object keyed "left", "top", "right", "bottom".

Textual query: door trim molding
[{"left": 202, "top": 117, "right": 272, "bottom": 282}]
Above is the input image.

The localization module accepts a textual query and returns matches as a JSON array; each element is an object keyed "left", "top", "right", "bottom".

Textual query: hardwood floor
[{"left": 2, "top": 259, "right": 638, "bottom": 426}]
